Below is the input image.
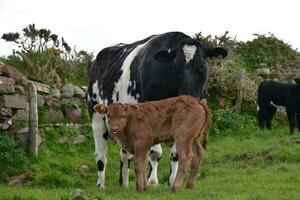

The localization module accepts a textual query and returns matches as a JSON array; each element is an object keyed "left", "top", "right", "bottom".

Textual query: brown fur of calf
[{"left": 94, "top": 95, "right": 211, "bottom": 192}]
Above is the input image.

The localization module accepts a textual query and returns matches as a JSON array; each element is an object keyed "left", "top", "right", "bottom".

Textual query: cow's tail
[{"left": 198, "top": 102, "right": 212, "bottom": 150}]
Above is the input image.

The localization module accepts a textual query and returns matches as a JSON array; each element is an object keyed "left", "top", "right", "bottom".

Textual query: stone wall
[{"left": 0, "top": 64, "right": 88, "bottom": 148}]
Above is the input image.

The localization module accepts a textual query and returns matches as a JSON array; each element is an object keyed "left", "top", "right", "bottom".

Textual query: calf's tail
[{"left": 199, "top": 103, "right": 212, "bottom": 150}]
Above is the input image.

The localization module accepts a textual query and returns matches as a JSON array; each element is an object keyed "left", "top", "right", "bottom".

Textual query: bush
[
  {"left": 212, "top": 109, "right": 241, "bottom": 134},
  {"left": 0, "top": 134, "right": 29, "bottom": 183}
]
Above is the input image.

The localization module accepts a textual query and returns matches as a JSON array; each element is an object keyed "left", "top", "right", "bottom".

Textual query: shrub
[
  {"left": 0, "top": 134, "right": 28, "bottom": 183},
  {"left": 212, "top": 109, "right": 241, "bottom": 134}
]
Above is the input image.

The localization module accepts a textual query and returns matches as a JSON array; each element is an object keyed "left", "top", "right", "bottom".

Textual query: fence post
[
  {"left": 28, "top": 81, "right": 39, "bottom": 156},
  {"left": 235, "top": 69, "right": 245, "bottom": 114}
]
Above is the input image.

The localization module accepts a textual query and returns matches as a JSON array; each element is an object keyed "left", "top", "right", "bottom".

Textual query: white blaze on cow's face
[{"left": 182, "top": 45, "right": 197, "bottom": 64}]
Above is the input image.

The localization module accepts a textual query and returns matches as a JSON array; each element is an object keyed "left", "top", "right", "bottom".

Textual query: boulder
[
  {"left": 79, "top": 165, "right": 90, "bottom": 173},
  {"left": 37, "top": 95, "right": 45, "bottom": 108},
  {"left": 0, "top": 117, "right": 12, "bottom": 130},
  {"left": 12, "top": 109, "right": 29, "bottom": 121},
  {"left": 0, "top": 108, "right": 12, "bottom": 117},
  {"left": 62, "top": 97, "right": 83, "bottom": 107},
  {"left": 72, "top": 134, "right": 86, "bottom": 145},
  {"left": 0, "top": 65, "right": 27, "bottom": 86},
  {"left": 15, "top": 85, "right": 26, "bottom": 95},
  {"left": 65, "top": 108, "right": 82, "bottom": 122},
  {"left": 0, "top": 95, "right": 27, "bottom": 109},
  {"left": 44, "top": 109, "right": 64, "bottom": 124},
  {"left": 61, "top": 83, "right": 74, "bottom": 98},
  {"left": 73, "top": 85, "right": 86, "bottom": 98},
  {"left": 0, "top": 76, "right": 15, "bottom": 94},
  {"left": 51, "top": 88, "right": 61, "bottom": 98},
  {"left": 44, "top": 96, "right": 62, "bottom": 107}
]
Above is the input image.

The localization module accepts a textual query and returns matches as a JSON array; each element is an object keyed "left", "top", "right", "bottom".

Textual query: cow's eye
[{"left": 122, "top": 115, "right": 125, "bottom": 119}]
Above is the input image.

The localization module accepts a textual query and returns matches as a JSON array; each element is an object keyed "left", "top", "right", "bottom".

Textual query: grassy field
[{"left": 1, "top": 124, "right": 300, "bottom": 200}]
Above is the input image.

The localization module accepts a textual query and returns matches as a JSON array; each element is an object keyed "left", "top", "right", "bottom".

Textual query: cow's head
[
  {"left": 94, "top": 103, "right": 137, "bottom": 136},
  {"left": 154, "top": 38, "right": 227, "bottom": 98}
]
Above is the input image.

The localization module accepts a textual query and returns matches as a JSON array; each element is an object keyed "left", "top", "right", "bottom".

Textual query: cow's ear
[
  {"left": 205, "top": 47, "right": 228, "bottom": 59},
  {"left": 295, "top": 78, "right": 300, "bottom": 85},
  {"left": 94, "top": 104, "right": 108, "bottom": 114},
  {"left": 154, "top": 49, "right": 176, "bottom": 63}
]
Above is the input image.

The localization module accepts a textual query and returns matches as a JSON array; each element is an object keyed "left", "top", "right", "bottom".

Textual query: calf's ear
[
  {"left": 124, "top": 104, "right": 138, "bottom": 111},
  {"left": 205, "top": 47, "right": 228, "bottom": 59},
  {"left": 94, "top": 104, "right": 108, "bottom": 114},
  {"left": 295, "top": 78, "right": 300, "bottom": 85},
  {"left": 154, "top": 49, "right": 176, "bottom": 63}
]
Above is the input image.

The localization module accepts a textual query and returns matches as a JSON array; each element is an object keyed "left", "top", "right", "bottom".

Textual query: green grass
[{"left": 1, "top": 125, "right": 300, "bottom": 200}]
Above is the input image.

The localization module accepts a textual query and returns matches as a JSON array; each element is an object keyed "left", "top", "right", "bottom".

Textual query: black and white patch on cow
[{"left": 87, "top": 31, "right": 228, "bottom": 189}]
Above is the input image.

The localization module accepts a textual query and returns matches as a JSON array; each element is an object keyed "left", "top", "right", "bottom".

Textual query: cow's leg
[
  {"left": 169, "top": 143, "right": 178, "bottom": 186},
  {"left": 147, "top": 144, "right": 162, "bottom": 186},
  {"left": 287, "top": 110, "right": 296, "bottom": 135},
  {"left": 92, "top": 113, "right": 108, "bottom": 189},
  {"left": 119, "top": 149, "right": 133, "bottom": 187},
  {"left": 171, "top": 142, "right": 193, "bottom": 192},
  {"left": 296, "top": 113, "right": 300, "bottom": 133},
  {"left": 186, "top": 140, "right": 204, "bottom": 189},
  {"left": 266, "top": 106, "right": 277, "bottom": 130},
  {"left": 258, "top": 107, "right": 266, "bottom": 129}
]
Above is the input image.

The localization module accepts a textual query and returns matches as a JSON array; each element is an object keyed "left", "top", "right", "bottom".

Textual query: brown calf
[{"left": 94, "top": 95, "right": 211, "bottom": 192}]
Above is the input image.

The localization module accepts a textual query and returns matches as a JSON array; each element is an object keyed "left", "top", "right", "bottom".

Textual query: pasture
[{"left": 1, "top": 121, "right": 299, "bottom": 200}]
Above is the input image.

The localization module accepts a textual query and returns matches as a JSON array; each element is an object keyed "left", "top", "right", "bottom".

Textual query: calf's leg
[
  {"left": 186, "top": 140, "right": 204, "bottom": 189},
  {"left": 171, "top": 142, "right": 193, "bottom": 193},
  {"left": 287, "top": 110, "right": 296, "bottom": 135},
  {"left": 92, "top": 113, "right": 108, "bottom": 189},
  {"left": 169, "top": 143, "right": 178, "bottom": 186},
  {"left": 147, "top": 144, "right": 162, "bottom": 186},
  {"left": 296, "top": 113, "right": 300, "bottom": 133},
  {"left": 135, "top": 150, "right": 148, "bottom": 192},
  {"left": 266, "top": 105, "right": 277, "bottom": 130},
  {"left": 119, "top": 149, "right": 133, "bottom": 187},
  {"left": 258, "top": 107, "right": 266, "bottom": 129}
]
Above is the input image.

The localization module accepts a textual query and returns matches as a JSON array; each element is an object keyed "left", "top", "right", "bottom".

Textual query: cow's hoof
[
  {"left": 147, "top": 179, "right": 159, "bottom": 187},
  {"left": 96, "top": 179, "right": 105, "bottom": 189}
]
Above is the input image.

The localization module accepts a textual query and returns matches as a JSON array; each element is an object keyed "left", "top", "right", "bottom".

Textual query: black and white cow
[
  {"left": 257, "top": 79, "right": 300, "bottom": 135},
  {"left": 87, "top": 31, "right": 228, "bottom": 188}
]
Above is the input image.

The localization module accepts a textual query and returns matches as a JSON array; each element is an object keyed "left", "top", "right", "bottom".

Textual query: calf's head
[
  {"left": 94, "top": 103, "right": 137, "bottom": 136},
  {"left": 154, "top": 38, "right": 228, "bottom": 98}
]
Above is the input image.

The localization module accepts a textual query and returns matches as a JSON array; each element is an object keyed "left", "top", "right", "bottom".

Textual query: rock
[
  {"left": 0, "top": 108, "right": 12, "bottom": 117},
  {"left": 0, "top": 76, "right": 15, "bottom": 94},
  {"left": 0, "top": 95, "right": 27, "bottom": 109},
  {"left": 62, "top": 83, "right": 74, "bottom": 98},
  {"left": 62, "top": 97, "right": 83, "bottom": 107},
  {"left": 51, "top": 88, "right": 61, "bottom": 98},
  {"left": 44, "top": 96, "right": 62, "bottom": 107},
  {"left": 0, "top": 117, "right": 12, "bottom": 130},
  {"left": 12, "top": 109, "right": 29, "bottom": 121},
  {"left": 0, "top": 65, "right": 26, "bottom": 86},
  {"left": 37, "top": 95, "right": 45, "bottom": 108},
  {"left": 66, "top": 108, "right": 82, "bottom": 122},
  {"left": 15, "top": 85, "right": 26, "bottom": 95},
  {"left": 73, "top": 85, "right": 86, "bottom": 98},
  {"left": 72, "top": 134, "right": 86, "bottom": 145},
  {"left": 44, "top": 109, "right": 64, "bottom": 123},
  {"left": 16, "top": 127, "right": 29, "bottom": 145},
  {"left": 8, "top": 172, "right": 34, "bottom": 186},
  {"left": 58, "top": 135, "right": 69, "bottom": 143},
  {"left": 79, "top": 165, "right": 90, "bottom": 173}
]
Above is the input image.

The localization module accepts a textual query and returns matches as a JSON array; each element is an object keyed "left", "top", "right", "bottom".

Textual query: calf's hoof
[
  {"left": 186, "top": 181, "right": 195, "bottom": 189},
  {"left": 171, "top": 185, "right": 179, "bottom": 193}
]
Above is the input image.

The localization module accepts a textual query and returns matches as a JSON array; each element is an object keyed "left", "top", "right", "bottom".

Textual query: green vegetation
[
  {"left": 1, "top": 116, "right": 300, "bottom": 199},
  {"left": 1, "top": 24, "right": 93, "bottom": 86}
]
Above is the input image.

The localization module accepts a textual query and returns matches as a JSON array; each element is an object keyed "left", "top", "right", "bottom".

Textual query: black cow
[
  {"left": 257, "top": 79, "right": 300, "bottom": 135},
  {"left": 87, "top": 31, "right": 227, "bottom": 189}
]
